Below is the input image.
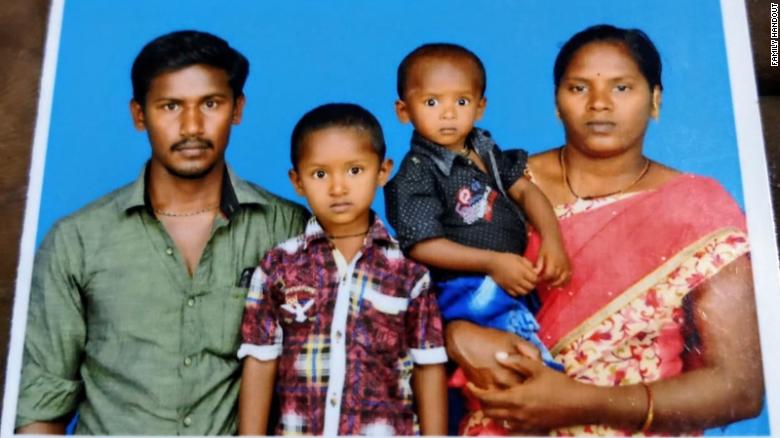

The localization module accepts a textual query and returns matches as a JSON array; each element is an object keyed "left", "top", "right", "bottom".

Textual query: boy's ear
[
  {"left": 130, "top": 99, "right": 146, "bottom": 131},
  {"left": 475, "top": 96, "right": 487, "bottom": 121},
  {"left": 288, "top": 169, "right": 306, "bottom": 197},
  {"left": 377, "top": 159, "right": 394, "bottom": 187},
  {"left": 394, "top": 99, "right": 411, "bottom": 123},
  {"left": 232, "top": 95, "right": 246, "bottom": 124}
]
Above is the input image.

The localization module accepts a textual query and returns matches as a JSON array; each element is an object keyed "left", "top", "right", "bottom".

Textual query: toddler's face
[
  {"left": 289, "top": 127, "right": 392, "bottom": 237},
  {"left": 396, "top": 57, "right": 486, "bottom": 151}
]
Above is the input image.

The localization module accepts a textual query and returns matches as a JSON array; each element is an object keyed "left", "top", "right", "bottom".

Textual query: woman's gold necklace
[{"left": 559, "top": 146, "right": 651, "bottom": 200}]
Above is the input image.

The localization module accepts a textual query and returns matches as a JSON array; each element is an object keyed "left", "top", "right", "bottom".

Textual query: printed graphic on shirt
[
  {"left": 455, "top": 179, "right": 498, "bottom": 224},
  {"left": 281, "top": 285, "right": 317, "bottom": 323}
]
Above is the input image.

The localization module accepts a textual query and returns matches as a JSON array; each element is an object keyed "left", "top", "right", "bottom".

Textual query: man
[{"left": 15, "top": 30, "right": 307, "bottom": 435}]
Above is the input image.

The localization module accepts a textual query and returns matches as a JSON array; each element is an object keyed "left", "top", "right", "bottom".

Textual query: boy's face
[
  {"left": 289, "top": 127, "right": 392, "bottom": 236},
  {"left": 130, "top": 64, "right": 244, "bottom": 179},
  {"left": 395, "top": 57, "right": 486, "bottom": 151}
]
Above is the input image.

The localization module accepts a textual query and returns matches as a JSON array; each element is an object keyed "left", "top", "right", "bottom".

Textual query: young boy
[
  {"left": 385, "top": 43, "right": 571, "bottom": 374},
  {"left": 238, "top": 103, "right": 448, "bottom": 436}
]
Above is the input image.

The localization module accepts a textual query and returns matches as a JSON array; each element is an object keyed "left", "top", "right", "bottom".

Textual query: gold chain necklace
[
  {"left": 559, "top": 146, "right": 651, "bottom": 200},
  {"left": 154, "top": 205, "right": 219, "bottom": 217}
]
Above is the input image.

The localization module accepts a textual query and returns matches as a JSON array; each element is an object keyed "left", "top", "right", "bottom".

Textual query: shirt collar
[
  {"left": 119, "top": 162, "right": 270, "bottom": 218},
  {"left": 409, "top": 127, "right": 496, "bottom": 176},
  {"left": 302, "top": 212, "right": 396, "bottom": 250}
]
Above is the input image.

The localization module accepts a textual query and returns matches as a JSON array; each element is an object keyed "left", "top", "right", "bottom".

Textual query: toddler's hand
[
  {"left": 487, "top": 253, "right": 538, "bottom": 296},
  {"left": 535, "top": 240, "right": 571, "bottom": 288}
]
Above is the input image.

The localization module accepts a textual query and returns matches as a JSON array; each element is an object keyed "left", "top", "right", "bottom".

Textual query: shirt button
[
  {"left": 165, "top": 247, "right": 174, "bottom": 256},
  {"left": 335, "top": 331, "right": 342, "bottom": 341},
  {"left": 184, "top": 357, "right": 192, "bottom": 366},
  {"left": 183, "top": 416, "right": 192, "bottom": 427},
  {"left": 330, "top": 398, "right": 337, "bottom": 407},
  {"left": 187, "top": 298, "right": 195, "bottom": 307}
]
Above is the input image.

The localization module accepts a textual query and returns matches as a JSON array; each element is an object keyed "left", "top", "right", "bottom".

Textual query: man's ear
[
  {"left": 395, "top": 99, "right": 410, "bottom": 124},
  {"left": 288, "top": 168, "right": 305, "bottom": 197},
  {"left": 130, "top": 100, "right": 146, "bottom": 131},
  {"left": 232, "top": 95, "right": 246, "bottom": 124},
  {"left": 377, "top": 158, "right": 394, "bottom": 187},
  {"left": 475, "top": 96, "right": 487, "bottom": 121}
]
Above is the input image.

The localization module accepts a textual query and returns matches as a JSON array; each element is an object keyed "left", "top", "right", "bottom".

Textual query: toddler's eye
[
  {"left": 424, "top": 98, "right": 438, "bottom": 107},
  {"left": 348, "top": 166, "right": 363, "bottom": 176},
  {"left": 312, "top": 170, "right": 327, "bottom": 179},
  {"left": 457, "top": 98, "right": 470, "bottom": 106}
]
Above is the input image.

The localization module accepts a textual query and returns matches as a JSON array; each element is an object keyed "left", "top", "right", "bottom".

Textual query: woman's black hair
[{"left": 553, "top": 24, "right": 662, "bottom": 91}]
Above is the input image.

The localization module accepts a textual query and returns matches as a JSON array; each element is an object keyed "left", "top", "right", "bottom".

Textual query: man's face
[{"left": 130, "top": 64, "right": 244, "bottom": 179}]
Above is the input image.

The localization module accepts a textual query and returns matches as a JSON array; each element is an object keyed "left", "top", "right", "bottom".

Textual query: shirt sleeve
[
  {"left": 405, "top": 271, "right": 447, "bottom": 365},
  {"left": 384, "top": 156, "right": 446, "bottom": 252},
  {"left": 16, "top": 222, "right": 86, "bottom": 428},
  {"left": 493, "top": 147, "right": 529, "bottom": 191},
  {"left": 238, "top": 255, "right": 283, "bottom": 361}
]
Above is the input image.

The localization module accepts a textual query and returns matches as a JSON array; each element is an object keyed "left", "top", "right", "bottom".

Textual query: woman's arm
[{"left": 466, "top": 255, "right": 764, "bottom": 433}]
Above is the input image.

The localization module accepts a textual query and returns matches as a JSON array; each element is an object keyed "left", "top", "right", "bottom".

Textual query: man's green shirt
[{"left": 16, "top": 166, "right": 308, "bottom": 435}]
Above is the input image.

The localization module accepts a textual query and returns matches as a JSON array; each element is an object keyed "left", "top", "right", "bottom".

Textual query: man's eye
[
  {"left": 312, "top": 170, "right": 327, "bottom": 179},
  {"left": 163, "top": 103, "right": 179, "bottom": 111},
  {"left": 424, "top": 98, "right": 438, "bottom": 107},
  {"left": 204, "top": 100, "right": 219, "bottom": 109},
  {"left": 349, "top": 166, "right": 363, "bottom": 175},
  {"left": 457, "top": 98, "right": 470, "bottom": 106}
]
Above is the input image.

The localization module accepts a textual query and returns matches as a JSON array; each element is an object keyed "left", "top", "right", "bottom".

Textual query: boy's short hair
[
  {"left": 290, "top": 103, "right": 386, "bottom": 169},
  {"left": 396, "top": 43, "right": 486, "bottom": 99},
  {"left": 131, "top": 30, "right": 249, "bottom": 106}
]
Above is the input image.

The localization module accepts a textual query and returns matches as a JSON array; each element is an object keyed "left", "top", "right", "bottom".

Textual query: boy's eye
[
  {"left": 348, "top": 166, "right": 363, "bottom": 176},
  {"left": 312, "top": 170, "right": 327, "bottom": 179},
  {"left": 424, "top": 98, "right": 438, "bottom": 107},
  {"left": 457, "top": 98, "right": 470, "bottom": 106}
]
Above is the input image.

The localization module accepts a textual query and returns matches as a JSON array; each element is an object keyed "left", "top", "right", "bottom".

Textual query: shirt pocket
[
  {"left": 223, "top": 286, "right": 249, "bottom": 350},
  {"left": 356, "top": 286, "right": 408, "bottom": 356}
]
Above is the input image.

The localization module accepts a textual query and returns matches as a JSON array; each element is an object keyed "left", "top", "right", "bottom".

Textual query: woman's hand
[
  {"left": 467, "top": 352, "right": 596, "bottom": 433},
  {"left": 446, "top": 321, "right": 539, "bottom": 389}
]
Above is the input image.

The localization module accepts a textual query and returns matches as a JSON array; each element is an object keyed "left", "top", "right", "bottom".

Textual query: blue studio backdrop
[{"left": 35, "top": 1, "right": 767, "bottom": 434}]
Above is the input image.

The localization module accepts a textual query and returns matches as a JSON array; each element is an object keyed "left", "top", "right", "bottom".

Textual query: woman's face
[{"left": 555, "top": 41, "right": 661, "bottom": 158}]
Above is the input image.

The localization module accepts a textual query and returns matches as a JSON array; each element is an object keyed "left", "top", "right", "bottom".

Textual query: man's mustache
[{"left": 171, "top": 138, "right": 213, "bottom": 150}]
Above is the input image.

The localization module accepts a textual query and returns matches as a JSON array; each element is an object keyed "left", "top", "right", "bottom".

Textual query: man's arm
[
  {"left": 238, "top": 357, "right": 278, "bottom": 435},
  {"left": 412, "top": 364, "right": 447, "bottom": 435},
  {"left": 16, "top": 222, "right": 86, "bottom": 432}
]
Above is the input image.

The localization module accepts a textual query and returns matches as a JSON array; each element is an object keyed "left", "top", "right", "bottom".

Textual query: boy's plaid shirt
[{"left": 238, "top": 216, "right": 446, "bottom": 436}]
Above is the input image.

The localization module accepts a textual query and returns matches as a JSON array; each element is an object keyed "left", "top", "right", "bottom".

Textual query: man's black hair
[
  {"left": 290, "top": 103, "right": 386, "bottom": 169},
  {"left": 553, "top": 24, "right": 663, "bottom": 91},
  {"left": 131, "top": 30, "right": 249, "bottom": 106},
  {"left": 396, "top": 43, "right": 486, "bottom": 99}
]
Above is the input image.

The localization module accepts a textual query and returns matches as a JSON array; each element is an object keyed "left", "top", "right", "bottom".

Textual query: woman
[{"left": 447, "top": 24, "right": 764, "bottom": 435}]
